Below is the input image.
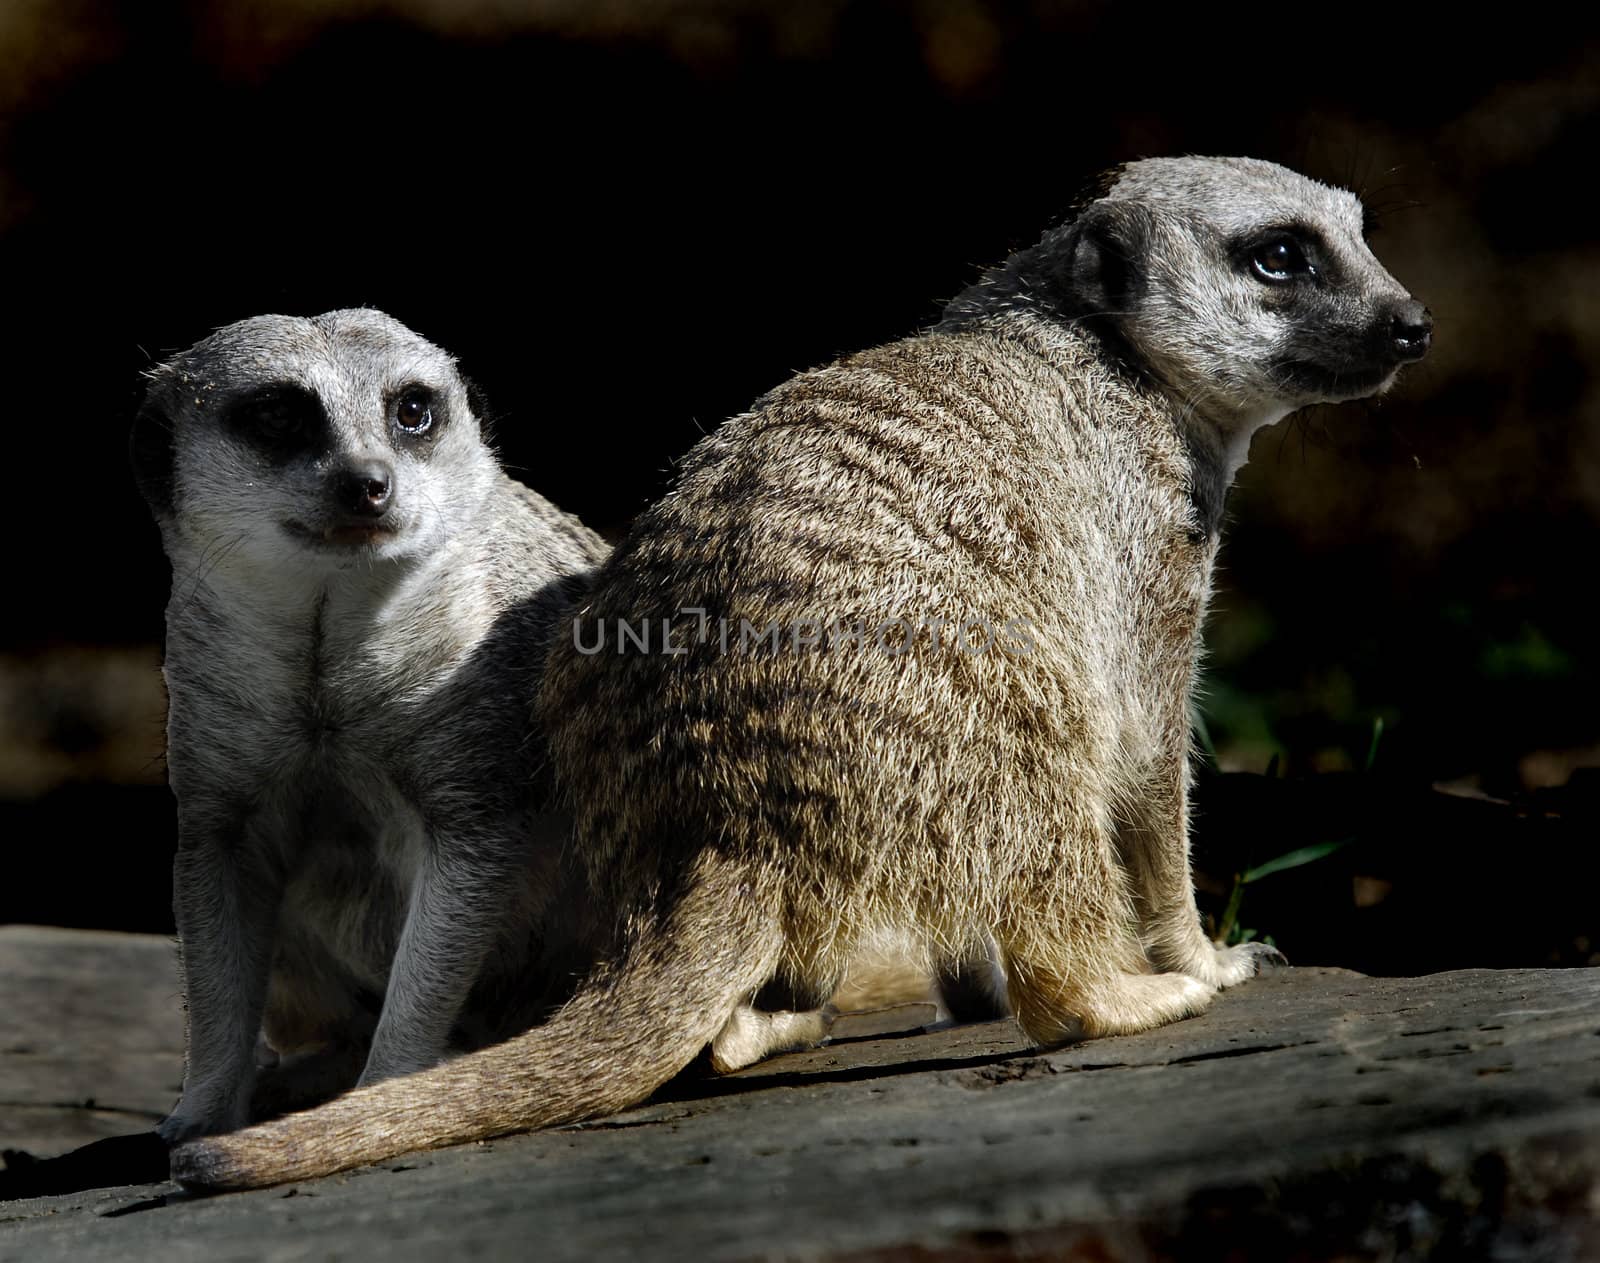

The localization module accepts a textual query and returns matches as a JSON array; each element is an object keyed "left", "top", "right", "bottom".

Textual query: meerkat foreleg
[
  {"left": 1118, "top": 750, "right": 1285, "bottom": 988},
  {"left": 356, "top": 839, "right": 515, "bottom": 1086},
  {"left": 159, "top": 815, "right": 285, "bottom": 1143}
]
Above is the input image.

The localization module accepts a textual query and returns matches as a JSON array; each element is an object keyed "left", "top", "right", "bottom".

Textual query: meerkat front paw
[{"left": 1148, "top": 928, "right": 1287, "bottom": 990}]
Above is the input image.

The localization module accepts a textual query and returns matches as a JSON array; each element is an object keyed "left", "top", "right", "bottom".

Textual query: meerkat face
[
  {"left": 132, "top": 309, "right": 499, "bottom": 576},
  {"left": 1070, "top": 157, "right": 1430, "bottom": 438}
]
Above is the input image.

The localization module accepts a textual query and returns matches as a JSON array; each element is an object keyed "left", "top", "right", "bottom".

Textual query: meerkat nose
[
  {"left": 1389, "top": 300, "right": 1433, "bottom": 362},
  {"left": 336, "top": 461, "right": 394, "bottom": 516}
]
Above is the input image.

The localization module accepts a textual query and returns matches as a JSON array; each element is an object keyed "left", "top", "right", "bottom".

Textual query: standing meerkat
[
  {"left": 175, "top": 157, "right": 1432, "bottom": 1188},
  {"left": 132, "top": 309, "right": 616, "bottom": 1144}
]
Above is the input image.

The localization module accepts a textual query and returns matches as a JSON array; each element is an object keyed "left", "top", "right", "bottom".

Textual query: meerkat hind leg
[
  {"left": 935, "top": 943, "right": 1011, "bottom": 1024},
  {"left": 709, "top": 1001, "right": 837, "bottom": 1073},
  {"left": 249, "top": 1041, "right": 370, "bottom": 1122},
  {"left": 998, "top": 922, "right": 1214, "bottom": 1045}
]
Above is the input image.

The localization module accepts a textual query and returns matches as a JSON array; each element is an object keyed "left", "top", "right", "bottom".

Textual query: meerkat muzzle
[
  {"left": 334, "top": 460, "right": 395, "bottom": 516},
  {"left": 1389, "top": 300, "right": 1433, "bottom": 363}
]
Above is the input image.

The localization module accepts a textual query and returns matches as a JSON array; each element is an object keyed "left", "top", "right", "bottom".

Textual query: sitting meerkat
[
  {"left": 135, "top": 309, "right": 851, "bottom": 1147},
  {"left": 174, "top": 156, "right": 1432, "bottom": 1189},
  {"left": 131, "top": 309, "right": 619, "bottom": 1143}
]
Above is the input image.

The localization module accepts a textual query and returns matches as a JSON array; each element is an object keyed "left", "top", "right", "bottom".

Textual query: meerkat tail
[{"left": 170, "top": 859, "right": 783, "bottom": 1192}]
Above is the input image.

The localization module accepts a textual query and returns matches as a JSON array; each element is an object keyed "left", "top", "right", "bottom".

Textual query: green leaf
[
  {"left": 1243, "top": 838, "right": 1351, "bottom": 883},
  {"left": 1217, "top": 872, "right": 1245, "bottom": 944},
  {"left": 1364, "top": 716, "right": 1385, "bottom": 774}
]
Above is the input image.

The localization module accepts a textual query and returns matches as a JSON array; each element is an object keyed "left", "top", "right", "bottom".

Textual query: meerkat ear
[
  {"left": 460, "top": 373, "right": 500, "bottom": 448},
  {"left": 130, "top": 398, "right": 177, "bottom": 519},
  {"left": 1064, "top": 200, "right": 1153, "bottom": 319},
  {"left": 462, "top": 374, "right": 491, "bottom": 421}
]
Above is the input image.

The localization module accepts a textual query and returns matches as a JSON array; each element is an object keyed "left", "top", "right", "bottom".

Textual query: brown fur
[
  {"left": 171, "top": 157, "right": 1428, "bottom": 1189},
  {"left": 172, "top": 317, "right": 1250, "bottom": 1188}
]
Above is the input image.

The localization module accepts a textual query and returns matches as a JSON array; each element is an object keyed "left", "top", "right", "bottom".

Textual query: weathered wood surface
[
  {"left": 0, "top": 927, "right": 179, "bottom": 1155},
  {"left": 3, "top": 926, "right": 1598, "bottom": 1260}
]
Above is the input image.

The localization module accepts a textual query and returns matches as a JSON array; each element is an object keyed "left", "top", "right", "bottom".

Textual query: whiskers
[
  {"left": 170, "top": 527, "right": 251, "bottom": 618},
  {"left": 414, "top": 482, "right": 452, "bottom": 555}
]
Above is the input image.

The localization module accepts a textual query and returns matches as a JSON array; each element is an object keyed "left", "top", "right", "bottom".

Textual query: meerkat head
[
  {"left": 946, "top": 155, "right": 1431, "bottom": 471},
  {"left": 132, "top": 309, "right": 498, "bottom": 575}
]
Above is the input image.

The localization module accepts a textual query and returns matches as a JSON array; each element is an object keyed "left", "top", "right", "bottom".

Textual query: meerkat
[
  {"left": 131, "top": 309, "right": 621, "bottom": 1144},
  {"left": 173, "top": 156, "right": 1432, "bottom": 1189}
]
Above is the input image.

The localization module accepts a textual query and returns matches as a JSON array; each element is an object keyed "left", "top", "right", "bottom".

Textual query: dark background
[{"left": 2, "top": 1, "right": 1596, "bottom": 971}]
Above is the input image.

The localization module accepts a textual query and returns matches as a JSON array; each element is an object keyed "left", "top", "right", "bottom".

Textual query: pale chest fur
[{"left": 162, "top": 563, "right": 499, "bottom": 981}]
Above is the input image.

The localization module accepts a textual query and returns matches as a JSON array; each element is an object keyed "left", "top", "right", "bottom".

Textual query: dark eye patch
[{"left": 223, "top": 384, "right": 327, "bottom": 459}]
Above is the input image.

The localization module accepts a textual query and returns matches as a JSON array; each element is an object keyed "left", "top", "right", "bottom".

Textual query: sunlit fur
[{"left": 173, "top": 158, "right": 1429, "bottom": 1190}]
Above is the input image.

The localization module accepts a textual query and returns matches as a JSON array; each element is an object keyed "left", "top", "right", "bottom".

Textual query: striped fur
[{"left": 173, "top": 157, "right": 1428, "bottom": 1189}]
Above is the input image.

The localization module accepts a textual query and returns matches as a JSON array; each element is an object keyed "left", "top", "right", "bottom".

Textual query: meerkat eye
[
  {"left": 395, "top": 388, "right": 433, "bottom": 435},
  {"left": 1250, "top": 237, "right": 1313, "bottom": 283}
]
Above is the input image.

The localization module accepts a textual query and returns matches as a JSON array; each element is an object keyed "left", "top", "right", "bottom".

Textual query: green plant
[
  {"left": 1208, "top": 716, "right": 1382, "bottom": 946},
  {"left": 1215, "top": 837, "right": 1351, "bottom": 946}
]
